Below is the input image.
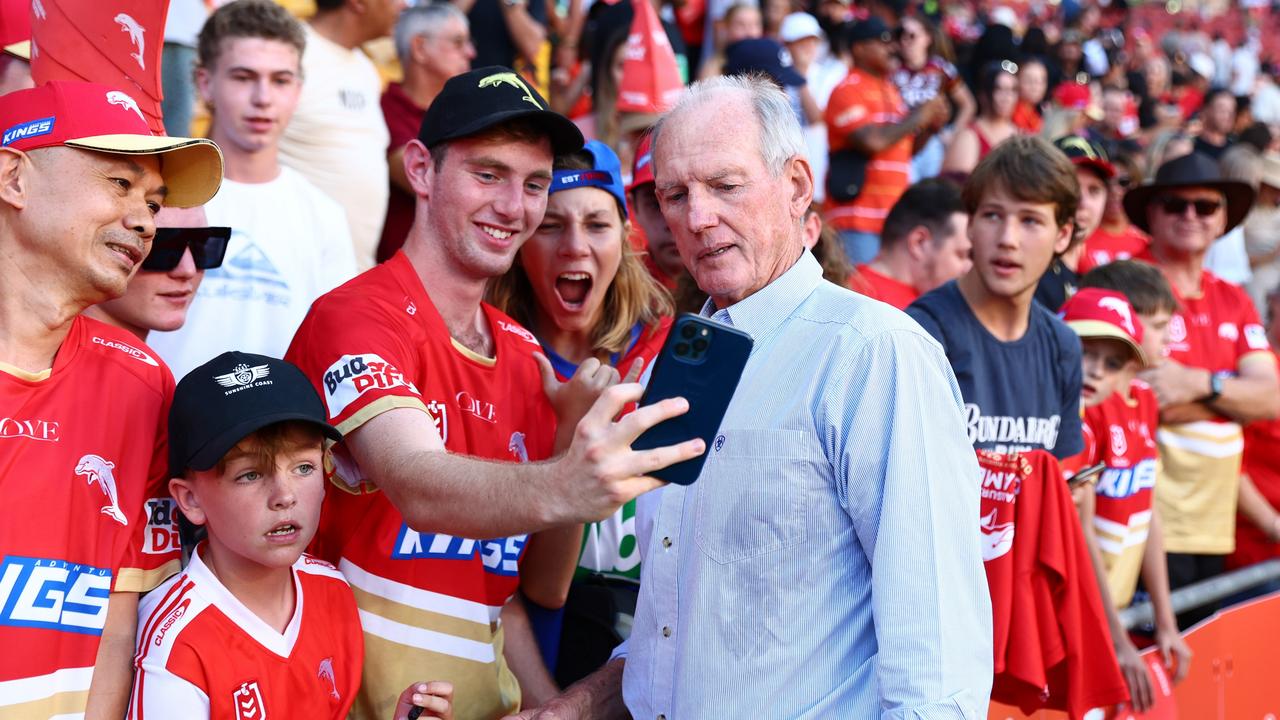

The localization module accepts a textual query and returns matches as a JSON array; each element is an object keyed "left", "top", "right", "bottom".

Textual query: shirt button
[
  {"left": 662, "top": 536, "right": 672, "bottom": 548},
  {"left": 658, "top": 715, "right": 667, "bottom": 720},
  {"left": 662, "top": 625, "right": 672, "bottom": 637}
]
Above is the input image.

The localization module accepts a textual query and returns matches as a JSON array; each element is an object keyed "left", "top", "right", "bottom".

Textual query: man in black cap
[
  {"left": 285, "top": 67, "right": 704, "bottom": 719},
  {"left": 722, "top": 37, "right": 822, "bottom": 124},
  {"left": 1126, "top": 153, "right": 1280, "bottom": 626}
]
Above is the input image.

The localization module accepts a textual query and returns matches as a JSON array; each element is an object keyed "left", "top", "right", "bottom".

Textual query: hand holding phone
[{"left": 1067, "top": 462, "right": 1106, "bottom": 489}]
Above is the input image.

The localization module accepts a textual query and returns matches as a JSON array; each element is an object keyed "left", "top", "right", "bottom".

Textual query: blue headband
[{"left": 550, "top": 140, "right": 628, "bottom": 216}]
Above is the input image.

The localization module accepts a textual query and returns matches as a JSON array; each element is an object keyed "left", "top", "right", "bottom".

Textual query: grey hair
[
  {"left": 652, "top": 74, "right": 806, "bottom": 177},
  {"left": 394, "top": 2, "right": 468, "bottom": 61}
]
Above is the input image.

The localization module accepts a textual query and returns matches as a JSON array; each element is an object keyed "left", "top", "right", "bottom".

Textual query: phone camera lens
[
  {"left": 675, "top": 342, "right": 690, "bottom": 355},
  {"left": 692, "top": 338, "right": 708, "bottom": 352},
  {"left": 681, "top": 324, "right": 697, "bottom": 339}
]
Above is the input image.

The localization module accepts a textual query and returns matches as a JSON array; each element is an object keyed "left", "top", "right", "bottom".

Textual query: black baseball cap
[
  {"left": 169, "top": 352, "right": 341, "bottom": 477},
  {"left": 418, "top": 66, "right": 584, "bottom": 155},
  {"left": 845, "top": 17, "right": 894, "bottom": 44},
  {"left": 723, "top": 38, "right": 807, "bottom": 87},
  {"left": 1053, "top": 135, "right": 1116, "bottom": 180}
]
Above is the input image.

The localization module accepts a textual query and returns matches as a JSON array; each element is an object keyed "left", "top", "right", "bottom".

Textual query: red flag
[
  {"left": 616, "top": 0, "right": 683, "bottom": 114},
  {"left": 30, "top": 0, "right": 168, "bottom": 133},
  {"left": 0, "top": 0, "right": 31, "bottom": 48}
]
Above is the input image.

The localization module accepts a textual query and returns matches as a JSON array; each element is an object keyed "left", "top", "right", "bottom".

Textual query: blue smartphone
[{"left": 631, "top": 314, "right": 753, "bottom": 485}]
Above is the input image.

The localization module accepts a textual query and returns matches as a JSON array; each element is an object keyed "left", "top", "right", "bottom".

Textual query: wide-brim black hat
[
  {"left": 1123, "top": 152, "right": 1256, "bottom": 234},
  {"left": 418, "top": 66, "right": 584, "bottom": 156}
]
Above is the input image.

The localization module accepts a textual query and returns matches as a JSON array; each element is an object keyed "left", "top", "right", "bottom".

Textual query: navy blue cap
[
  {"left": 723, "top": 38, "right": 806, "bottom": 87},
  {"left": 845, "top": 16, "right": 894, "bottom": 44},
  {"left": 551, "top": 140, "right": 628, "bottom": 215}
]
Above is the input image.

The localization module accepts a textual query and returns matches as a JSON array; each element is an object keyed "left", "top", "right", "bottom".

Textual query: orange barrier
[{"left": 989, "top": 591, "right": 1280, "bottom": 720}]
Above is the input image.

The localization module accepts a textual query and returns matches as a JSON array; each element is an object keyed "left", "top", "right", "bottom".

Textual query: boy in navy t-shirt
[{"left": 908, "top": 136, "right": 1085, "bottom": 459}]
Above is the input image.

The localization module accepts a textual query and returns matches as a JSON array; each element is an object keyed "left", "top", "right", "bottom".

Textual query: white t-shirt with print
[{"left": 148, "top": 167, "right": 358, "bottom": 380}]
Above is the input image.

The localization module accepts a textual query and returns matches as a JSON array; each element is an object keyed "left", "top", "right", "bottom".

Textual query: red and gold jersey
[
  {"left": 0, "top": 316, "right": 179, "bottom": 717},
  {"left": 1078, "top": 225, "right": 1149, "bottom": 274},
  {"left": 285, "top": 252, "right": 555, "bottom": 720},
  {"left": 1068, "top": 382, "right": 1160, "bottom": 607},
  {"left": 825, "top": 69, "right": 913, "bottom": 235},
  {"left": 1136, "top": 254, "right": 1275, "bottom": 554},
  {"left": 129, "top": 549, "right": 362, "bottom": 720}
]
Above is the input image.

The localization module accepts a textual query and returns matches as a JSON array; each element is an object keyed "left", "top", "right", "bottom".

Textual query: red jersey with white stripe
[
  {"left": 1135, "top": 252, "right": 1275, "bottom": 554},
  {"left": 285, "top": 252, "right": 556, "bottom": 720},
  {"left": 0, "top": 315, "right": 179, "bottom": 717},
  {"left": 129, "top": 548, "right": 361, "bottom": 720},
  {"left": 1078, "top": 225, "right": 1149, "bottom": 274},
  {"left": 1066, "top": 381, "right": 1160, "bottom": 607}
]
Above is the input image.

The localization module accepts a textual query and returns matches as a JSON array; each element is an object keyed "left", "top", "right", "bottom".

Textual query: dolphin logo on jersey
[
  {"left": 980, "top": 508, "right": 1014, "bottom": 561},
  {"left": 106, "top": 91, "right": 146, "bottom": 123},
  {"left": 477, "top": 71, "right": 541, "bottom": 108},
  {"left": 1098, "top": 296, "right": 1137, "bottom": 335},
  {"left": 114, "top": 13, "right": 146, "bottom": 69},
  {"left": 76, "top": 454, "right": 128, "bottom": 525},
  {"left": 233, "top": 681, "right": 267, "bottom": 720},
  {"left": 509, "top": 432, "right": 528, "bottom": 462},
  {"left": 317, "top": 657, "right": 340, "bottom": 700}
]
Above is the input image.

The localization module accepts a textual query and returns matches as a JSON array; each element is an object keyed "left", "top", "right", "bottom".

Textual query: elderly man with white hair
[{"left": 507, "top": 74, "right": 992, "bottom": 720}]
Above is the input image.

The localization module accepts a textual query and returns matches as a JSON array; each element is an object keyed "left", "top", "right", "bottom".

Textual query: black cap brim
[
  {"left": 427, "top": 107, "right": 584, "bottom": 156},
  {"left": 173, "top": 412, "right": 343, "bottom": 478}
]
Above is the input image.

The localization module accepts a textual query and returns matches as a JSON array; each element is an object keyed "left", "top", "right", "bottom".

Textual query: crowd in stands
[{"left": 4, "top": 0, "right": 1280, "bottom": 716}]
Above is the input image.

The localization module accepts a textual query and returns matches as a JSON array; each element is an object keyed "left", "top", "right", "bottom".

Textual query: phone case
[{"left": 631, "top": 314, "right": 754, "bottom": 485}]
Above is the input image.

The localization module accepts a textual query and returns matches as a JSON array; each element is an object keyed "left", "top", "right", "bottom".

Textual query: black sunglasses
[
  {"left": 142, "top": 226, "right": 231, "bottom": 272},
  {"left": 1156, "top": 196, "right": 1222, "bottom": 218}
]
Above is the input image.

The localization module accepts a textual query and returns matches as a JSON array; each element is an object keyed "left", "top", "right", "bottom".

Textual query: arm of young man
[
  {"left": 500, "top": 0, "right": 548, "bottom": 67},
  {"left": 1074, "top": 488, "right": 1156, "bottom": 711},
  {"left": 1140, "top": 510, "right": 1192, "bottom": 683},
  {"left": 84, "top": 591, "right": 139, "bottom": 720},
  {"left": 1146, "top": 353, "right": 1280, "bottom": 424},
  {"left": 502, "top": 658, "right": 628, "bottom": 720}
]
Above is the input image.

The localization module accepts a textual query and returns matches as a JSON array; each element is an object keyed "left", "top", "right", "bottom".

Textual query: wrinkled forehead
[{"left": 155, "top": 204, "right": 208, "bottom": 229}]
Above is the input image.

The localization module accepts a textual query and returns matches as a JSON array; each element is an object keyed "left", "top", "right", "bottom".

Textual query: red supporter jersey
[
  {"left": 285, "top": 252, "right": 556, "bottom": 720},
  {"left": 129, "top": 549, "right": 361, "bottom": 719},
  {"left": 1078, "top": 225, "right": 1149, "bottom": 274},
  {"left": 0, "top": 316, "right": 179, "bottom": 716},
  {"left": 848, "top": 264, "right": 919, "bottom": 310},
  {"left": 978, "top": 449, "right": 1129, "bottom": 716},
  {"left": 825, "top": 70, "right": 913, "bottom": 234},
  {"left": 1231, "top": 349, "right": 1280, "bottom": 570},
  {"left": 1064, "top": 382, "right": 1160, "bottom": 607},
  {"left": 890, "top": 56, "right": 958, "bottom": 109}
]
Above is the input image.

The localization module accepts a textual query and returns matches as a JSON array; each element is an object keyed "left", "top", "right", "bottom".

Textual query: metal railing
[{"left": 1120, "top": 559, "right": 1280, "bottom": 629}]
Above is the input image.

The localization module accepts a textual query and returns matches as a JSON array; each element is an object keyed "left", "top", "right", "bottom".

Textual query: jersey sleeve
[
  {"left": 825, "top": 79, "right": 876, "bottom": 147},
  {"left": 285, "top": 294, "right": 428, "bottom": 438},
  {"left": 116, "top": 368, "right": 181, "bottom": 593},
  {"left": 1235, "top": 290, "right": 1272, "bottom": 363},
  {"left": 128, "top": 659, "right": 211, "bottom": 719},
  {"left": 1060, "top": 418, "right": 1099, "bottom": 477}
]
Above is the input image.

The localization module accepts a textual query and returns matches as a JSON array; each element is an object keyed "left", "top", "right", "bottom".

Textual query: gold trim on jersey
[
  {"left": 0, "top": 688, "right": 89, "bottom": 718},
  {"left": 115, "top": 559, "right": 180, "bottom": 593},
  {"left": 335, "top": 395, "right": 429, "bottom": 438},
  {"left": 349, "top": 585, "right": 497, "bottom": 645},
  {"left": 0, "top": 360, "right": 51, "bottom": 382},
  {"left": 450, "top": 338, "right": 497, "bottom": 367},
  {"left": 1156, "top": 421, "right": 1243, "bottom": 554}
]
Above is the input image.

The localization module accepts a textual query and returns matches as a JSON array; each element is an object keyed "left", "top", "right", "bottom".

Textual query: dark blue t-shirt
[{"left": 907, "top": 281, "right": 1084, "bottom": 459}]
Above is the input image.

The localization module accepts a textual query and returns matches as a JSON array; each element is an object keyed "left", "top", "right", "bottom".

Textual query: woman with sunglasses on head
[
  {"left": 892, "top": 14, "right": 975, "bottom": 180},
  {"left": 488, "top": 140, "right": 674, "bottom": 685},
  {"left": 84, "top": 206, "right": 229, "bottom": 342},
  {"left": 1081, "top": 150, "right": 1149, "bottom": 274},
  {"left": 942, "top": 60, "right": 1022, "bottom": 178}
]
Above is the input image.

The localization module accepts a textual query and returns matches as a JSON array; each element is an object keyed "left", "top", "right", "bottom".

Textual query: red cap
[
  {"left": 0, "top": 81, "right": 223, "bottom": 207},
  {"left": 629, "top": 131, "right": 654, "bottom": 191},
  {"left": 1060, "top": 288, "right": 1148, "bottom": 366},
  {"left": 0, "top": 0, "right": 30, "bottom": 58},
  {"left": 616, "top": 0, "right": 684, "bottom": 114},
  {"left": 1053, "top": 81, "right": 1091, "bottom": 111}
]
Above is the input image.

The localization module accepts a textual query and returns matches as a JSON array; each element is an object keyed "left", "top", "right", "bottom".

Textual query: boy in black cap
[
  {"left": 285, "top": 67, "right": 703, "bottom": 719},
  {"left": 131, "top": 352, "right": 452, "bottom": 720},
  {"left": 1034, "top": 135, "right": 1116, "bottom": 310}
]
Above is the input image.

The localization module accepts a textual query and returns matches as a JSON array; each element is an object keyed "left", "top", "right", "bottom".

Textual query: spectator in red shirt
[
  {"left": 851, "top": 178, "right": 969, "bottom": 309},
  {"left": 377, "top": 3, "right": 475, "bottom": 262},
  {"left": 1080, "top": 150, "right": 1149, "bottom": 274}
]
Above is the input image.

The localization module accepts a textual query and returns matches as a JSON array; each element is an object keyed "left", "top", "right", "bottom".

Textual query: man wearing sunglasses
[
  {"left": 85, "top": 207, "right": 228, "bottom": 341},
  {"left": 1126, "top": 152, "right": 1280, "bottom": 626}
]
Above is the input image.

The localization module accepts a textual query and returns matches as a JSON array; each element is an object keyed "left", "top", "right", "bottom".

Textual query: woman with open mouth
[{"left": 488, "top": 139, "right": 674, "bottom": 686}]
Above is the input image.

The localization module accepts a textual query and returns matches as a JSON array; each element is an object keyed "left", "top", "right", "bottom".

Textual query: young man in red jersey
[
  {"left": 1060, "top": 288, "right": 1191, "bottom": 712},
  {"left": 131, "top": 352, "right": 451, "bottom": 720},
  {"left": 0, "top": 81, "right": 221, "bottom": 717},
  {"left": 285, "top": 68, "right": 703, "bottom": 719}
]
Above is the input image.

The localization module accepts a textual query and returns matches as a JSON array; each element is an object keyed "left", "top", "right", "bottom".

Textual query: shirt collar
[{"left": 700, "top": 250, "right": 822, "bottom": 340}]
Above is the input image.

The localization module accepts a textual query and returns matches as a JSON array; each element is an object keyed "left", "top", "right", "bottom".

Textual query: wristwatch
[{"left": 1203, "top": 372, "right": 1224, "bottom": 404}]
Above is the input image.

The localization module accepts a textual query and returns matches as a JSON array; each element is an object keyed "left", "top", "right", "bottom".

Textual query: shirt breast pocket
[{"left": 694, "top": 429, "right": 814, "bottom": 565}]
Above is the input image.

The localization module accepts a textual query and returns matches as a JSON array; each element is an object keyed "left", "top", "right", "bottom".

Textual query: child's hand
[{"left": 394, "top": 681, "right": 453, "bottom": 720}]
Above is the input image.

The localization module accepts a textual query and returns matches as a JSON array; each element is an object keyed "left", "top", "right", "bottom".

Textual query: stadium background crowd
[{"left": 5, "top": 0, "right": 1280, "bottom": 716}]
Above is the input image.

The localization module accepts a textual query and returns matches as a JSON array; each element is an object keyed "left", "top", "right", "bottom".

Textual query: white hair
[
  {"left": 394, "top": 2, "right": 468, "bottom": 62},
  {"left": 652, "top": 74, "right": 806, "bottom": 178}
]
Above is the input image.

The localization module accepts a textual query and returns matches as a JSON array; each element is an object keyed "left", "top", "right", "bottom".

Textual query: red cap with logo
[
  {"left": 1060, "top": 288, "right": 1148, "bottom": 367},
  {"left": 0, "top": 80, "right": 223, "bottom": 207},
  {"left": 629, "top": 131, "right": 655, "bottom": 191}
]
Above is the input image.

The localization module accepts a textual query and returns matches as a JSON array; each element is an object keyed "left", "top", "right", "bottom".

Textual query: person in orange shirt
[
  {"left": 850, "top": 178, "right": 970, "bottom": 309},
  {"left": 825, "top": 16, "right": 947, "bottom": 264}
]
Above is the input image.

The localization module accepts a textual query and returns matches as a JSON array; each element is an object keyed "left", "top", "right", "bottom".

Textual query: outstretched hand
[{"left": 394, "top": 681, "right": 453, "bottom": 720}]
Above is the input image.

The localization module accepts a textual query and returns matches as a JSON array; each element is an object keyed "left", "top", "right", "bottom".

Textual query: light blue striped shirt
[{"left": 617, "top": 251, "right": 993, "bottom": 718}]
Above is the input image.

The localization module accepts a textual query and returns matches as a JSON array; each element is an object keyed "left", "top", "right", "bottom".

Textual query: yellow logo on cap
[{"left": 478, "top": 72, "right": 542, "bottom": 109}]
